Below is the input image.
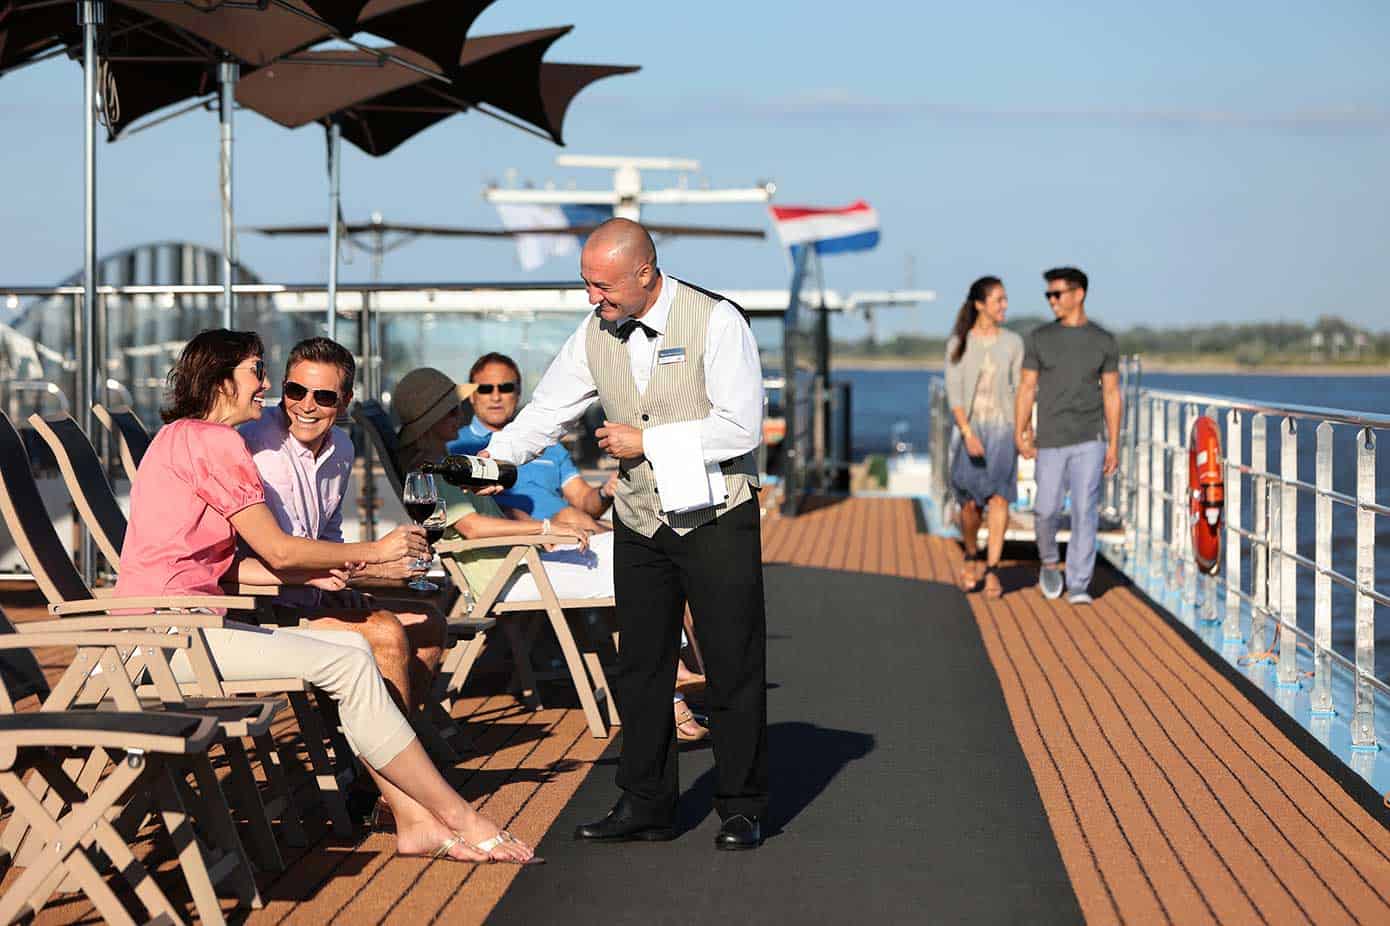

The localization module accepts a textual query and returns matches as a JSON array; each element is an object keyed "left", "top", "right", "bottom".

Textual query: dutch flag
[{"left": 768, "top": 200, "right": 880, "bottom": 261}]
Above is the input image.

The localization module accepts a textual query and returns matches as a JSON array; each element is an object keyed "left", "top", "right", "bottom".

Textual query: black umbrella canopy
[
  {"left": 0, "top": 0, "right": 70, "bottom": 71},
  {"left": 233, "top": 28, "right": 618, "bottom": 156},
  {"left": 358, "top": 0, "right": 497, "bottom": 72},
  {"left": 171, "top": 0, "right": 372, "bottom": 40}
]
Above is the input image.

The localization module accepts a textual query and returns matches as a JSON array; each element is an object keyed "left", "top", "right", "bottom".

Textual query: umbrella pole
[
  {"left": 219, "top": 59, "right": 238, "bottom": 327},
  {"left": 79, "top": 0, "right": 104, "bottom": 587},
  {"left": 326, "top": 119, "right": 342, "bottom": 341}
]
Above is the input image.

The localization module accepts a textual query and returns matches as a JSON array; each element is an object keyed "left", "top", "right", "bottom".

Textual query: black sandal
[{"left": 983, "top": 563, "right": 1003, "bottom": 599}]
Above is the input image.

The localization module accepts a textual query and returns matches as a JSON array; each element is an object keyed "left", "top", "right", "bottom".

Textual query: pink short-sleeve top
[{"left": 114, "top": 418, "right": 265, "bottom": 598}]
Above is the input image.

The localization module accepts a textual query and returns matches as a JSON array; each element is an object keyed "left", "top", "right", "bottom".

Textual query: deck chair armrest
[
  {"left": 0, "top": 711, "right": 220, "bottom": 767},
  {"left": 24, "top": 613, "right": 229, "bottom": 632},
  {"left": 438, "top": 531, "right": 584, "bottom": 553},
  {"left": 48, "top": 594, "right": 257, "bottom": 616},
  {"left": 0, "top": 630, "right": 193, "bottom": 650}
]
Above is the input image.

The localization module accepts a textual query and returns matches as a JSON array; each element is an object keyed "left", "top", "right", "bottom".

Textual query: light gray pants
[
  {"left": 172, "top": 623, "right": 417, "bottom": 770},
  {"left": 1034, "top": 439, "right": 1106, "bottom": 595}
]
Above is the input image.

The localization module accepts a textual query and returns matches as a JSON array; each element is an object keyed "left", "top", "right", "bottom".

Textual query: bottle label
[{"left": 473, "top": 456, "right": 500, "bottom": 481}]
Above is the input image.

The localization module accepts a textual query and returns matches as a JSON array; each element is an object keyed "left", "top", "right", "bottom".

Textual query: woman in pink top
[{"left": 117, "top": 329, "right": 537, "bottom": 866}]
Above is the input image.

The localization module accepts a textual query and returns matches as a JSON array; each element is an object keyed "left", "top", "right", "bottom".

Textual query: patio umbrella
[{"left": 234, "top": 29, "right": 637, "bottom": 335}]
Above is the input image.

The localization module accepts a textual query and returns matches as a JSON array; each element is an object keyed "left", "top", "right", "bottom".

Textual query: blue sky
[{"left": 1, "top": 0, "right": 1388, "bottom": 338}]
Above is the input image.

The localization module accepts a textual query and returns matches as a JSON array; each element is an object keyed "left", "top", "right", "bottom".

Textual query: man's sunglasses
[
  {"left": 283, "top": 380, "right": 341, "bottom": 406},
  {"left": 1044, "top": 287, "right": 1077, "bottom": 301},
  {"left": 474, "top": 382, "right": 518, "bottom": 395}
]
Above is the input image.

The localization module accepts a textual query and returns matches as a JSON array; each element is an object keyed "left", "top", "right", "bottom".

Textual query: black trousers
[{"left": 611, "top": 498, "right": 768, "bottom": 821}]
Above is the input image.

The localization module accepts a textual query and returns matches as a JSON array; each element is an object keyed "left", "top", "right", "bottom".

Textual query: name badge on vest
[{"left": 657, "top": 346, "right": 686, "bottom": 365}]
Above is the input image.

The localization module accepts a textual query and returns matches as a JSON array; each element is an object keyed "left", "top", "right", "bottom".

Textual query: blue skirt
[{"left": 949, "top": 420, "right": 1018, "bottom": 507}]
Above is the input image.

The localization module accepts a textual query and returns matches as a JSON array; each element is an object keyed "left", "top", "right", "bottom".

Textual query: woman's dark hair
[
  {"left": 161, "top": 329, "right": 265, "bottom": 423},
  {"left": 948, "top": 276, "right": 1003, "bottom": 364}
]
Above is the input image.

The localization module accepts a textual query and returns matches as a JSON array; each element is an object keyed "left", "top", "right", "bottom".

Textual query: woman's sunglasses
[
  {"left": 474, "top": 382, "right": 518, "bottom": 395},
  {"left": 283, "top": 380, "right": 341, "bottom": 406},
  {"left": 238, "top": 359, "right": 267, "bottom": 380}
]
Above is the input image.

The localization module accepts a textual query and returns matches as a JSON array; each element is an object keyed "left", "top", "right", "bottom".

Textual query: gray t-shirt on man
[{"left": 1022, "top": 320, "right": 1119, "bottom": 449}]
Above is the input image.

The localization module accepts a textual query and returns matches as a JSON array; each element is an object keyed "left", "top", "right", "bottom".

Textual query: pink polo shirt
[{"left": 115, "top": 418, "right": 266, "bottom": 598}]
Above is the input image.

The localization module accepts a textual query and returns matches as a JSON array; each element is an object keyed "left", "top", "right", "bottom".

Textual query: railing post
[
  {"left": 1167, "top": 402, "right": 1184, "bottom": 592},
  {"left": 1277, "top": 418, "right": 1298, "bottom": 685},
  {"left": 1352, "top": 428, "right": 1377, "bottom": 750},
  {"left": 1249, "top": 413, "right": 1268, "bottom": 658},
  {"left": 1134, "top": 394, "right": 1151, "bottom": 568},
  {"left": 1311, "top": 421, "right": 1334, "bottom": 714},
  {"left": 1180, "top": 403, "right": 1200, "bottom": 602},
  {"left": 1150, "top": 396, "right": 1166, "bottom": 576},
  {"left": 1223, "top": 408, "right": 1243, "bottom": 641}
]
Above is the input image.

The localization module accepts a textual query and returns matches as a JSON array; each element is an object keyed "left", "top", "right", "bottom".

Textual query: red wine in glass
[
  {"left": 425, "top": 525, "right": 445, "bottom": 545},
  {"left": 404, "top": 500, "right": 436, "bottom": 524}
]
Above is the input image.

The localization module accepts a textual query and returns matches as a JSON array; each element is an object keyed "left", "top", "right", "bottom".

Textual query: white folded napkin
[{"left": 643, "top": 422, "right": 727, "bottom": 514}]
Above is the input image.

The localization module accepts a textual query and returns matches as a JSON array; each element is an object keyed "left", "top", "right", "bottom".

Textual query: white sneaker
[
  {"left": 1068, "top": 591, "right": 1093, "bottom": 605},
  {"left": 1039, "top": 567, "right": 1064, "bottom": 600}
]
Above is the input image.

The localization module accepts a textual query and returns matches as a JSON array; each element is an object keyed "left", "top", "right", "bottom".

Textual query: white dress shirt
[{"left": 487, "top": 274, "right": 764, "bottom": 470}]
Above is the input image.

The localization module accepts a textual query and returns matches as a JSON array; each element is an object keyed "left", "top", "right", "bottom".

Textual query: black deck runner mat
[{"left": 487, "top": 564, "right": 1081, "bottom": 925}]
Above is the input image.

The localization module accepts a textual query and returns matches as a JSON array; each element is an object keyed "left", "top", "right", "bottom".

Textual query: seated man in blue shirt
[
  {"left": 452, "top": 352, "right": 709, "bottom": 741},
  {"left": 449, "top": 352, "right": 617, "bottom": 533}
]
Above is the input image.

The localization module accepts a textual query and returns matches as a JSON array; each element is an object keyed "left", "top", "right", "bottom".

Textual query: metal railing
[
  {"left": 1116, "top": 382, "right": 1390, "bottom": 755},
  {"left": 922, "top": 359, "right": 1390, "bottom": 780}
]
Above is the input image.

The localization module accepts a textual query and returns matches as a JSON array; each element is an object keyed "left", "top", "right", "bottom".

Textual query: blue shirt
[{"left": 448, "top": 417, "right": 581, "bottom": 519}]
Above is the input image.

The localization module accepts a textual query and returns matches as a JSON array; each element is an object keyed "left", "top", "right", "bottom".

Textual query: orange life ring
[{"left": 1188, "top": 415, "right": 1224, "bottom": 574}]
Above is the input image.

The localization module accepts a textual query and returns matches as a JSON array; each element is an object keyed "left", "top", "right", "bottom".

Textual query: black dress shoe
[
  {"left": 574, "top": 799, "right": 676, "bottom": 842},
  {"left": 714, "top": 814, "right": 762, "bottom": 850}
]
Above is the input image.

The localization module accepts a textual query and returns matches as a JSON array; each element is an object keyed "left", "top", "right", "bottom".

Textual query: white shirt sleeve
[
  {"left": 640, "top": 299, "right": 763, "bottom": 465},
  {"left": 486, "top": 316, "right": 600, "bottom": 465}
]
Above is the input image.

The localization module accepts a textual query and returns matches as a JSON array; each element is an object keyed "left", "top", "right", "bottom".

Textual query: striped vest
[{"left": 585, "top": 279, "right": 759, "bottom": 538}]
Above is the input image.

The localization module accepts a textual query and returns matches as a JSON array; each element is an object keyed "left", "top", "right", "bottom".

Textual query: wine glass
[
  {"left": 416, "top": 502, "right": 450, "bottom": 594},
  {"left": 402, "top": 471, "right": 438, "bottom": 592}
]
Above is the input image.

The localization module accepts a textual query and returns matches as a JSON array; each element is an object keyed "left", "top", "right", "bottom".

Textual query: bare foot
[
  {"left": 439, "top": 806, "right": 537, "bottom": 864},
  {"left": 958, "top": 559, "right": 984, "bottom": 592},
  {"left": 675, "top": 699, "right": 708, "bottom": 742}
]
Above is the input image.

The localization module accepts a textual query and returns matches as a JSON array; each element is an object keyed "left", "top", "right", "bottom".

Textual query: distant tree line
[{"left": 839, "top": 315, "right": 1390, "bottom": 367}]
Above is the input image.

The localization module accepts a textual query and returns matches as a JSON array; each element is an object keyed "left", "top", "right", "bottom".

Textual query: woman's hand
[
  {"left": 964, "top": 432, "right": 986, "bottom": 459},
  {"left": 373, "top": 524, "right": 428, "bottom": 563},
  {"left": 307, "top": 568, "right": 352, "bottom": 592}
]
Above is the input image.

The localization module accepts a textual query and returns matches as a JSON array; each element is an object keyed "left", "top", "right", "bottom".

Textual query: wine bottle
[{"left": 421, "top": 454, "right": 518, "bottom": 490}]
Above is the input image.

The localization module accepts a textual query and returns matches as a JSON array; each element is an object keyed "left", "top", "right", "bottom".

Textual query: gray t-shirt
[{"left": 1022, "top": 320, "right": 1119, "bottom": 448}]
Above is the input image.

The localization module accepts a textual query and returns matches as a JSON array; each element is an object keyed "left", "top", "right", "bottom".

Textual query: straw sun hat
[{"left": 394, "top": 368, "right": 477, "bottom": 447}]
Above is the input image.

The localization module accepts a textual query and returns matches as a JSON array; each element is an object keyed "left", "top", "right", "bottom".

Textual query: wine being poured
[{"left": 420, "top": 454, "right": 519, "bottom": 490}]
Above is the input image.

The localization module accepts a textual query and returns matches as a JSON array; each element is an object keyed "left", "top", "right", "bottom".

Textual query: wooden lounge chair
[
  {"left": 0, "top": 411, "right": 347, "bottom": 843},
  {"left": 91, "top": 402, "right": 151, "bottom": 485},
  {"left": 354, "top": 400, "right": 619, "bottom": 737},
  {"left": 0, "top": 618, "right": 262, "bottom": 925},
  {"left": 42, "top": 409, "right": 491, "bottom": 761}
]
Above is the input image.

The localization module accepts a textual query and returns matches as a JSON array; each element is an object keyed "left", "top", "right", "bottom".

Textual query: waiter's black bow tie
[{"left": 617, "top": 319, "right": 659, "bottom": 342}]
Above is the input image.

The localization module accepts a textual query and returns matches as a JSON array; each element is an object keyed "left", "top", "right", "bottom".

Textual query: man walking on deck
[
  {"left": 480, "top": 218, "right": 768, "bottom": 850},
  {"left": 1015, "top": 267, "right": 1122, "bottom": 604}
]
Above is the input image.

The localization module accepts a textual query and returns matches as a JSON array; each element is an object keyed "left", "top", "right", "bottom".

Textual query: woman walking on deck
[{"left": 945, "top": 276, "right": 1023, "bottom": 598}]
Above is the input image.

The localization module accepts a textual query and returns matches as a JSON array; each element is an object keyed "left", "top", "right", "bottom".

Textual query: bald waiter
[{"left": 482, "top": 218, "right": 767, "bottom": 851}]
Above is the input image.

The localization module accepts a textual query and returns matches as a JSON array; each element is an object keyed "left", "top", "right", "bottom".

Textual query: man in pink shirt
[{"left": 240, "top": 337, "right": 447, "bottom": 715}]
